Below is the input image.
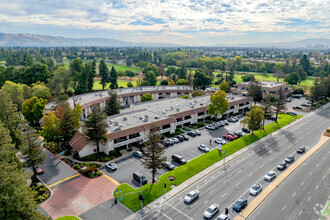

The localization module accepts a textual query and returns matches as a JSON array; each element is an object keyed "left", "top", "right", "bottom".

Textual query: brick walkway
[{"left": 41, "top": 175, "right": 117, "bottom": 219}]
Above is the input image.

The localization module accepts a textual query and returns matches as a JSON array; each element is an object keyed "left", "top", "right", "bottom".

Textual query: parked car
[
  {"left": 34, "top": 167, "right": 44, "bottom": 175},
  {"left": 242, "top": 127, "right": 250, "bottom": 133},
  {"left": 223, "top": 132, "right": 238, "bottom": 140},
  {"left": 206, "top": 125, "right": 216, "bottom": 130},
  {"left": 105, "top": 162, "right": 118, "bottom": 171},
  {"left": 217, "top": 214, "right": 230, "bottom": 220},
  {"left": 264, "top": 171, "right": 276, "bottom": 181},
  {"left": 293, "top": 106, "right": 303, "bottom": 110},
  {"left": 287, "top": 111, "right": 297, "bottom": 116},
  {"left": 292, "top": 94, "right": 303, "bottom": 98},
  {"left": 285, "top": 155, "right": 295, "bottom": 163},
  {"left": 170, "top": 137, "right": 180, "bottom": 143},
  {"left": 249, "top": 183, "right": 262, "bottom": 196},
  {"left": 232, "top": 116, "right": 238, "bottom": 121},
  {"left": 301, "top": 103, "right": 310, "bottom": 107},
  {"left": 195, "top": 130, "right": 201, "bottom": 136},
  {"left": 297, "top": 146, "right": 305, "bottom": 154},
  {"left": 162, "top": 161, "right": 175, "bottom": 170},
  {"left": 184, "top": 190, "right": 199, "bottom": 203},
  {"left": 227, "top": 117, "right": 236, "bottom": 122},
  {"left": 187, "top": 131, "right": 197, "bottom": 137},
  {"left": 214, "top": 138, "right": 226, "bottom": 145},
  {"left": 140, "top": 148, "right": 149, "bottom": 155},
  {"left": 132, "top": 151, "right": 143, "bottom": 158},
  {"left": 222, "top": 120, "right": 229, "bottom": 125},
  {"left": 182, "top": 135, "right": 189, "bottom": 140},
  {"left": 234, "top": 130, "right": 244, "bottom": 137},
  {"left": 176, "top": 135, "right": 184, "bottom": 141},
  {"left": 233, "top": 197, "right": 248, "bottom": 212},
  {"left": 198, "top": 144, "right": 210, "bottom": 152},
  {"left": 212, "top": 123, "right": 220, "bottom": 129},
  {"left": 277, "top": 162, "right": 287, "bottom": 170},
  {"left": 165, "top": 139, "right": 174, "bottom": 145},
  {"left": 172, "top": 154, "right": 187, "bottom": 165},
  {"left": 204, "top": 204, "right": 219, "bottom": 219},
  {"left": 286, "top": 98, "right": 292, "bottom": 102}
]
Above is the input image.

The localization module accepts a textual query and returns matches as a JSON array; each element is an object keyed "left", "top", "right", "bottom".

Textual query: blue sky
[{"left": 0, "top": 0, "right": 329, "bottom": 46}]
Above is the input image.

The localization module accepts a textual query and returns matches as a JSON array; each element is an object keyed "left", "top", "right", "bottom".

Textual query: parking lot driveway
[
  {"left": 38, "top": 148, "right": 78, "bottom": 186},
  {"left": 41, "top": 175, "right": 117, "bottom": 219}
]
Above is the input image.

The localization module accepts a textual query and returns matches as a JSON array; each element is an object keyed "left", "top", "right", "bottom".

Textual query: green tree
[
  {"left": 99, "top": 59, "right": 109, "bottom": 90},
  {"left": 248, "top": 81, "right": 263, "bottom": 104},
  {"left": 109, "top": 66, "right": 119, "bottom": 89},
  {"left": 178, "top": 61, "right": 187, "bottom": 79},
  {"left": 141, "top": 127, "right": 166, "bottom": 183},
  {"left": 157, "top": 63, "right": 165, "bottom": 79},
  {"left": 160, "top": 80, "right": 168, "bottom": 85},
  {"left": 275, "top": 88, "right": 286, "bottom": 122},
  {"left": 24, "top": 63, "right": 50, "bottom": 86},
  {"left": 126, "top": 70, "right": 135, "bottom": 80},
  {"left": 23, "top": 53, "right": 35, "bottom": 66},
  {"left": 141, "top": 93, "right": 153, "bottom": 102},
  {"left": 21, "top": 97, "right": 47, "bottom": 128},
  {"left": 261, "top": 93, "right": 273, "bottom": 129},
  {"left": 48, "top": 66, "right": 72, "bottom": 96},
  {"left": 286, "top": 72, "right": 300, "bottom": 85},
  {"left": 127, "top": 81, "right": 134, "bottom": 87},
  {"left": 193, "top": 69, "right": 212, "bottom": 90},
  {"left": 308, "top": 78, "right": 322, "bottom": 106},
  {"left": 31, "top": 82, "right": 51, "bottom": 99},
  {"left": 70, "top": 58, "right": 84, "bottom": 92},
  {"left": 22, "top": 124, "right": 45, "bottom": 179},
  {"left": 0, "top": 81, "right": 25, "bottom": 109},
  {"left": 88, "top": 59, "right": 97, "bottom": 92},
  {"left": 0, "top": 122, "right": 47, "bottom": 220},
  {"left": 105, "top": 91, "right": 120, "bottom": 116},
  {"left": 299, "top": 54, "right": 311, "bottom": 76},
  {"left": 219, "top": 80, "right": 230, "bottom": 92},
  {"left": 207, "top": 90, "right": 229, "bottom": 116},
  {"left": 83, "top": 107, "right": 107, "bottom": 155},
  {"left": 144, "top": 71, "right": 157, "bottom": 86},
  {"left": 0, "top": 90, "right": 23, "bottom": 149},
  {"left": 296, "top": 66, "right": 307, "bottom": 85},
  {"left": 240, "top": 105, "right": 264, "bottom": 135},
  {"left": 40, "top": 111, "right": 60, "bottom": 142},
  {"left": 176, "top": 79, "right": 188, "bottom": 85}
]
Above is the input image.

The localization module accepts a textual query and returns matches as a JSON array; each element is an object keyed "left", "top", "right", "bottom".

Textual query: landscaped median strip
[
  {"left": 235, "top": 134, "right": 330, "bottom": 220},
  {"left": 115, "top": 114, "right": 302, "bottom": 212},
  {"left": 48, "top": 174, "right": 80, "bottom": 188}
]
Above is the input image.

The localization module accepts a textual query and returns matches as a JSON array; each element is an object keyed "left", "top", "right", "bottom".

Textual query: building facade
[{"left": 232, "top": 81, "right": 292, "bottom": 97}]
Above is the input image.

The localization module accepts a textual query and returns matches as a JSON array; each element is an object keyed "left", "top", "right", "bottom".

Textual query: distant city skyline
[{"left": 0, "top": 0, "right": 329, "bottom": 46}]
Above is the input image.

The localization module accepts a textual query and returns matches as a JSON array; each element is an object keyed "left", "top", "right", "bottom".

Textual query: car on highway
[
  {"left": 105, "top": 162, "right": 118, "bottom": 171},
  {"left": 297, "top": 146, "right": 305, "bottom": 154},
  {"left": 162, "top": 161, "right": 175, "bottom": 170},
  {"left": 170, "top": 137, "right": 180, "bottom": 143},
  {"left": 195, "top": 130, "right": 202, "bottom": 136},
  {"left": 132, "top": 151, "right": 143, "bottom": 158},
  {"left": 233, "top": 197, "right": 248, "bottom": 212},
  {"left": 264, "top": 171, "right": 276, "bottom": 181},
  {"left": 184, "top": 190, "right": 199, "bottom": 203},
  {"left": 206, "top": 125, "right": 216, "bottom": 130},
  {"left": 34, "top": 167, "right": 44, "bottom": 175},
  {"left": 285, "top": 155, "right": 295, "bottom": 163},
  {"left": 249, "top": 183, "right": 262, "bottom": 196},
  {"left": 277, "top": 162, "right": 287, "bottom": 170},
  {"left": 198, "top": 144, "right": 210, "bottom": 152},
  {"left": 216, "top": 213, "right": 230, "bottom": 220},
  {"left": 204, "top": 204, "right": 219, "bottom": 219},
  {"left": 214, "top": 138, "right": 226, "bottom": 145},
  {"left": 187, "top": 131, "right": 197, "bottom": 137},
  {"left": 242, "top": 127, "right": 250, "bottom": 133},
  {"left": 172, "top": 154, "right": 187, "bottom": 165}
]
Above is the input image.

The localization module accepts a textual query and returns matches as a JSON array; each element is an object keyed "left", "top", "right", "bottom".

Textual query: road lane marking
[
  {"left": 298, "top": 210, "right": 302, "bottom": 216},
  {"left": 166, "top": 204, "right": 193, "bottom": 220},
  {"left": 248, "top": 173, "right": 253, "bottom": 177},
  {"left": 301, "top": 181, "right": 305, "bottom": 186},
  {"left": 282, "top": 205, "right": 286, "bottom": 211},
  {"left": 237, "top": 170, "right": 242, "bottom": 174},
  {"left": 208, "top": 189, "right": 215, "bottom": 194},
  {"left": 159, "top": 211, "right": 172, "bottom": 220},
  {"left": 292, "top": 192, "right": 296, "bottom": 197},
  {"left": 236, "top": 182, "right": 240, "bottom": 187},
  {"left": 323, "top": 175, "right": 326, "bottom": 180},
  {"left": 315, "top": 185, "right": 319, "bottom": 190},
  {"left": 316, "top": 163, "right": 319, "bottom": 168},
  {"left": 308, "top": 196, "right": 311, "bottom": 201},
  {"left": 249, "top": 162, "right": 254, "bottom": 166},
  {"left": 48, "top": 173, "right": 80, "bottom": 188},
  {"left": 259, "top": 164, "right": 264, "bottom": 169},
  {"left": 222, "top": 193, "right": 228, "bottom": 198},
  {"left": 309, "top": 171, "right": 312, "bottom": 176},
  {"left": 104, "top": 174, "right": 120, "bottom": 186}
]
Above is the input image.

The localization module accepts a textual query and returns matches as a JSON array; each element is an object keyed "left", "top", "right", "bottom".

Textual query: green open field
[
  {"left": 107, "top": 64, "right": 140, "bottom": 73},
  {"left": 115, "top": 114, "right": 301, "bottom": 212},
  {"left": 56, "top": 216, "right": 80, "bottom": 220},
  {"left": 93, "top": 79, "right": 161, "bottom": 90}
]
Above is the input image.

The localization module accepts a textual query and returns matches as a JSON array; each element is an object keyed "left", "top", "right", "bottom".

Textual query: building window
[
  {"left": 94, "top": 149, "right": 97, "bottom": 152},
  {"left": 184, "top": 116, "right": 192, "bottom": 120},
  {"left": 198, "top": 112, "right": 205, "bottom": 116},
  {"left": 239, "top": 103, "right": 244, "bottom": 107},
  {"left": 129, "top": 133, "right": 140, "bottom": 139},
  {"left": 162, "top": 124, "right": 171, "bottom": 129},
  {"left": 230, "top": 106, "right": 235, "bottom": 109},
  {"left": 114, "top": 137, "right": 127, "bottom": 144},
  {"left": 177, "top": 118, "right": 182, "bottom": 122}
]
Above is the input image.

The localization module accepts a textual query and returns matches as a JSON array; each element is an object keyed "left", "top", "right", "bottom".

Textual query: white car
[
  {"left": 195, "top": 130, "right": 201, "bottom": 136},
  {"left": 198, "top": 144, "right": 210, "bottom": 152},
  {"left": 184, "top": 190, "right": 199, "bottom": 203},
  {"left": 206, "top": 125, "right": 216, "bottom": 130},
  {"left": 249, "top": 183, "right": 262, "bottom": 196},
  {"left": 105, "top": 162, "right": 118, "bottom": 171},
  {"left": 171, "top": 137, "right": 180, "bottom": 143},
  {"left": 264, "top": 171, "right": 276, "bottom": 181},
  {"left": 204, "top": 204, "right": 219, "bottom": 219},
  {"left": 214, "top": 138, "right": 226, "bottom": 145},
  {"left": 217, "top": 214, "right": 230, "bottom": 220}
]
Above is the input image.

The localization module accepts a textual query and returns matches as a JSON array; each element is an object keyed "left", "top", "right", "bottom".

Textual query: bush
[
  {"left": 42, "top": 194, "right": 49, "bottom": 199},
  {"left": 216, "top": 73, "right": 222, "bottom": 78},
  {"left": 214, "top": 79, "right": 222, "bottom": 85},
  {"left": 39, "top": 186, "right": 46, "bottom": 193},
  {"left": 192, "top": 89, "right": 205, "bottom": 97},
  {"left": 160, "top": 80, "right": 168, "bottom": 85},
  {"left": 326, "top": 129, "right": 330, "bottom": 132},
  {"left": 37, "top": 196, "right": 44, "bottom": 202},
  {"left": 127, "top": 82, "right": 134, "bottom": 87},
  {"left": 181, "top": 95, "right": 189, "bottom": 99},
  {"left": 96, "top": 171, "right": 103, "bottom": 176},
  {"left": 293, "top": 87, "right": 304, "bottom": 94},
  {"left": 197, "top": 122, "right": 205, "bottom": 127},
  {"left": 45, "top": 142, "right": 58, "bottom": 154},
  {"left": 183, "top": 127, "right": 191, "bottom": 131}
]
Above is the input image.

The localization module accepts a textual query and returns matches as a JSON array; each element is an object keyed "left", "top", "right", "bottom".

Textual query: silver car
[
  {"left": 249, "top": 183, "right": 262, "bottom": 196},
  {"left": 214, "top": 138, "right": 226, "bottom": 145},
  {"left": 204, "top": 204, "right": 219, "bottom": 219},
  {"left": 264, "top": 171, "right": 276, "bottom": 181},
  {"left": 105, "top": 162, "right": 118, "bottom": 171},
  {"left": 198, "top": 144, "right": 210, "bottom": 152},
  {"left": 184, "top": 190, "right": 199, "bottom": 203}
]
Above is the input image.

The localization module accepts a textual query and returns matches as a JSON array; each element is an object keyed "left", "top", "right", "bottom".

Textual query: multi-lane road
[{"left": 140, "top": 104, "right": 330, "bottom": 220}]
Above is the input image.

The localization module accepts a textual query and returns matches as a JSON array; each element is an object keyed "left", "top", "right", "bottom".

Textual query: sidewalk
[{"left": 124, "top": 106, "right": 330, "bottom": 220}]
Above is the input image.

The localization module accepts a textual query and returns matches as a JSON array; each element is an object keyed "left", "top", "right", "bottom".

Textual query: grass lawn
[
  {"left": 93, "top": 79, "right": 161, "bottom": 90},
  {"left": 56, "top": 216, "right": 80, "bottom": 220},
  {"left": 115, "top": 114, "right": 302, "bottom": 212},
  {"left": 107, "top": 64, "right": 140, "bottom": 73}
]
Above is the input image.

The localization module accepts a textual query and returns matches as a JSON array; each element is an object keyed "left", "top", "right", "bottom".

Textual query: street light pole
[
  {"left": 140, "top": 177, "right": 143, "bottom": 210},
  {"left": 223, "top": 143, "right": 227, "bottom": 169}
]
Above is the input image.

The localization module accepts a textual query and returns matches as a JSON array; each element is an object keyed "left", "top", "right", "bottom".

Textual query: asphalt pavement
[
  {"left": 101, "top": 115, "right": 273, "bottom": 186},
  {"left": 251, "top": 141, "right": 330, "bottom": 220},
  {"left": 138, "top": 104, "right": 330, "bottom": 220}
]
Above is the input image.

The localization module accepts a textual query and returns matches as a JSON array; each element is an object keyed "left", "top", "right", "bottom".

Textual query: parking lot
[{"left": 101, "top": 116, "right": 274, "bottom": 187}]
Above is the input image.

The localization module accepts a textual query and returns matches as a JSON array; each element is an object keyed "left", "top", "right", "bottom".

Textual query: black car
[
  {"left": 285, "top": 155, "right": 295, "bottom": 163},
  {"left": 162, "top": 161, "right": 175, "bottom": 170},
  {"left": 297, "top": 146, "right": 305, "bottom": 154},
  {"left": 293, "top": 106, "right": 303, "bottom": 110},
  {"left": 187, "top": 131, "right": 197, "bottom": 137},
  {"left": 233, "top": 197, "right": 248, "bottom": 212},
  {"left": 139, "top": 148, "right": 149, "bottom": 156},
  {"left": 182, "top": 135, "right": 189, "bottom": 140},
  {"left": 242, "top": 127, "right": 250, "bottom": 133},
  {"left": 176, "top": 135, "right": 184, "bottom": 141},
  {"left": 172, "top": 154, "right": 187, "bottom": 165}
]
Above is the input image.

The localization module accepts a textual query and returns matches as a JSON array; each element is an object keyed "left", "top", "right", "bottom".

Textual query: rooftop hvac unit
[
  {"left": 123, "top": 117, "right": 127, "bottom": 121},
  {"left": 114, "top": 122, "right": 119, "bottom": 126},
  {"left": 169, "top": 107, "right": 173, "bottom": 110},
  {"left": 190, "top": 105, "right": 194, "bottom": 108},
  {"left": 145, "top": 115, "right": 149, "bottom": 118},
  {"left": 176, "top": 108, "right": 180, "bottom": 111},
  {"left": 143, "top": 118, "right": 148, "bottom": 122},
  {"left": 154, "top": 116, "right": 159, "bottom": 119},
  {"left": 162, "top": 110, "right": 167, "bottom": 114}
]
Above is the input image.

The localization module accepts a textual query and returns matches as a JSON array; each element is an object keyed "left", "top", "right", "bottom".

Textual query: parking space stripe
[
  {"left": 48, "top": 174, "right": 80, "bottom": 188},
  {"left": 104, "top": 174, "right": 120, "bottom": 186}
]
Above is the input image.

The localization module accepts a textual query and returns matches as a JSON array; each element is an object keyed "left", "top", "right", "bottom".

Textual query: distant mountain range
[
  {"left": 0, "top": 33, "right": 180, "bottom": 47},
  {"left": 0, "top": 33, "right": 329, "bottom": 48}
]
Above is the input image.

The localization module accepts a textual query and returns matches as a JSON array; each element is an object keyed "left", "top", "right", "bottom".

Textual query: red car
[
  {"left": 34, "top": 167, "right": 44, "bottom": 174},
  {"left": 223, "top": 133, "right": 238, "bottom": 141}
]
